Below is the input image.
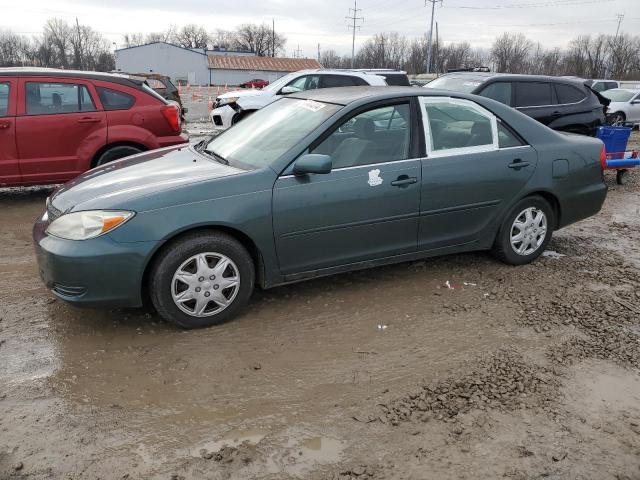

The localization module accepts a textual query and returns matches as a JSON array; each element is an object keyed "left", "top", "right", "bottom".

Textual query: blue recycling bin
[{"left": 596, "top": 126, "right": 632, "bottom": 157}]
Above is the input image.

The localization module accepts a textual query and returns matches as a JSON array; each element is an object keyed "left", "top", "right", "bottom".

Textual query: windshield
[
  {"left": 602, "top": 89, "right": 637, "bottom": 102},
  {"left": 262, "top": 72, "right": 299, "bottom": 93},
  {"left": 204, "top": 98, "right": 341, "bottom": 169},
  {"left": 425, "top": 76, "right": 484, "bottom": 93}
]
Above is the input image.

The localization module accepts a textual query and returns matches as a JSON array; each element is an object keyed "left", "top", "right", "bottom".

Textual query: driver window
[
  {"left": 311, "top": 103, "right": 411, "bottom": 169},
  {"left": 286, "top": 76, "right": 308, "bottom": 92}
]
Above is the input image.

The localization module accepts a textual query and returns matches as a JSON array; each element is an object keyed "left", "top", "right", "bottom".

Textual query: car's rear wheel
[
  {"left": 492, "top": 196, "right": 554, "bottom": 265},
  {"left": 609, "top": 112, "right": 626, "bottom": 125},
  {"left": 149, "top": 232, "right": 255, "bottom": 328},
  {"left": 94, "top": 145, "right": 143, "bottom": 167}
]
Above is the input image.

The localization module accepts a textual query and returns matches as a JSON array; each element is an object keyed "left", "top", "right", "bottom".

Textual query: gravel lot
[{"left": 0, "top": 120, "right": 639, "bottom": 479}]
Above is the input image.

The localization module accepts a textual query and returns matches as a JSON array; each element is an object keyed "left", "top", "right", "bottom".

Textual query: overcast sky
[{"left": 3, "top": 0, "right": 639, "bottom": 57}]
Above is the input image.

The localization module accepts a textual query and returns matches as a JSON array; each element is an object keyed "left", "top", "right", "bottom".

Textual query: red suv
[{"left": 0, "top": 68, "right": 187, "bottom": 187}]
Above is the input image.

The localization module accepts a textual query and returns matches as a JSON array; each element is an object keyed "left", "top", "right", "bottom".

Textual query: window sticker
[{"left": 368, "top": 169, "right": 383, "bottom": 187}]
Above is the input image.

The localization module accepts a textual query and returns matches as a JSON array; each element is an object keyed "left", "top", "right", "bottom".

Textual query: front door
[
  {"left": 273, "top": 102, "right": 421, "bottom": 276},
  {"left": 417, "top": 97, "right": 538, "bottom": 251},
  {"left": 0, "top": 78, "right": 19, "bottom": 185},
  {"left": 15, "top": 78, "right": 106, "bottom": 184}
]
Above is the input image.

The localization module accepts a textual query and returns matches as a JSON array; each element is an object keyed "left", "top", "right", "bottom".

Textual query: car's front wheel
[
  {"left": 149, "top": 232, "right": 255, "bottom": 328},
  {"left": 609, "top": 112, "right": 626, "bottom": 125},
  {"left": 492, "top": 196, "right": 554, "bottom": 265}
]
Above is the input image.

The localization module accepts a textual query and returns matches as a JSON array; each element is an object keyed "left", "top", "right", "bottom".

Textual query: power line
[
  {"left": 448, "top": 0, "right": 613, "bottom": 8},
  {"left": 346, "top": 0, "right": 364, "bottom": 68}
]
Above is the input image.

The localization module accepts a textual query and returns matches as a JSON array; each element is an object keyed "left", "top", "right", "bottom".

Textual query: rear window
[
  {"left": 602, "top": 89, "right": 636, "bottom": 102},
  {"left": 515, "top": 82, "right": 553, "bottom": 107},
  {"left": 25, "top": 82, "right": 96, "bottom": 115},
  {"left": 479, "top": 82, "right": 512, "bottom": 106},
  {"left": 0, "top": 82, "right": 9, "bottom": 117},
  {"left": 380, "top": 73, "right": 410, "bottom": 86},
  {"left": 322, "top": 75, "right": 357, "bottom": 88},
  {"left": 555, "top": 84, "right": 585, "bottom": 104},
  {"left": 96, "top": 87, "right": 135, "bottom": 110},
  {"left": 425, "top": 75, "right": 484, "bottom": 93}
]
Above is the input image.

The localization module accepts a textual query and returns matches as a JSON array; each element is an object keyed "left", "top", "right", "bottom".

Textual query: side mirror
[
  {"left": 293, "top": 154, "right": 332, "bottom": 175},
  {"left": 280, "top": 86, "right": 300, "bottom": 95}
]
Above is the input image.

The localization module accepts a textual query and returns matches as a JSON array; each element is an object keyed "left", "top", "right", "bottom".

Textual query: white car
[
  {"left": 210, "top": 69, "right": 388, "bottom": 130},
  {"left": 602, "top": 88, "right": 640, "bottom": 125}
]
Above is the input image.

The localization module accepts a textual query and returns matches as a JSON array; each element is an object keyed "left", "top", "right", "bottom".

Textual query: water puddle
[{"left": 192, "top": 427, "right": 268, "bottom": 456}]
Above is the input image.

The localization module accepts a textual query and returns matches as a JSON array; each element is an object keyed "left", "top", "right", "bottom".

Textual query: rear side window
[
  {"left": 515, "top": 82, "right": 553, "bottom": 107},
  {"left": 146, "top": 78, "right": 166, "bottom": 89},
  {"left": 0, "top": 82, "right": 9, "bottom": 117},
  {"left": 479, "top": 82, "right": 512, "bottom": 106},
  {"left": 96, "top": 87, "right": 135, "bottom": 110},
  {"left": 351, "top": 76, "right": 369, "bottom": 86},
  {"left": 322, "top": 75, "right": 356, "bottom": 88},
  {"left": 555, "top": 84, "right": 585, "bottom": 104},
  {"left": 606, "top": 82, "right": 619, "bottom": 90},
  {"left": 25, "top": 82, "right": 96, "bottom": 115},
  {"left": 498, "top": 123, "right": 525, "bottom": 148},
  {"left": 420, "top": 98, "right": 497, "bottom": 153}
]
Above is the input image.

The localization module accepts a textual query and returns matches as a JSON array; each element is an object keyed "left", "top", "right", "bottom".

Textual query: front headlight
[
  {"left": 216, "top": 97, "right": 239, "bottom": 107},
  {"left": 46, "top": 210, "right": 134, "bottom": 240}
]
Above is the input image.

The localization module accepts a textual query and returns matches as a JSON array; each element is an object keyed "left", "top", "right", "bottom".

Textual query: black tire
[
  {"left": 492, "top": 196, "right": 554, "bottom": 266},
  {"left": 609, "top": 112, "right": 626, "bottom": 126},
  {"left": 94, "top": 145, "right": 143, "bottom": 167},
  {"left": 231, "top": 110, "right": 254, "bottom": 125},
  {"left": 149, "top": 232, "right": 255, "bottom": 329}
]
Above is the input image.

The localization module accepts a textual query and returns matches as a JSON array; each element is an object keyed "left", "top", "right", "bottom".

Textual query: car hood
[
  {"left": 218, "top": 89, "right": 267, "bottom": 100},
  {"left": 50, "top": 145, "right": 244, "bottom": 213}
]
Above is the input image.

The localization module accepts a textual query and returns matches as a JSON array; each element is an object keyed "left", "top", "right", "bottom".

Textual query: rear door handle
[
  {"left": 551, "top": 111, "right": 562, "bottom": 117},
  {"left": 391, "top": 176, "right": 417, "bottom": 187},
  {"left": 0, "top": 122, "right": 10, "bottom": 130},
  {"left": 77, "top": 117, "right": 101, "bottom": 124},
  {"left": 508, "top": 159, "right": 530, "bottom": 169}
]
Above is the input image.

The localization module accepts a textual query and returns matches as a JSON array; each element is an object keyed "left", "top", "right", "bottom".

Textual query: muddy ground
[{"left": 1, "top": 128, "right": 639, "bottom": 480}]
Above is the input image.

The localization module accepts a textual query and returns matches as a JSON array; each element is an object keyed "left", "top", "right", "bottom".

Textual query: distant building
[
  {"left": 115, "top": 42, "right": 254, "bottom": 85},
  {"left": 115, "top": 41, "right": 322, "bottom": 86},
  {"left": 207, "top": 55, "right": 322, "bottom": 86}
]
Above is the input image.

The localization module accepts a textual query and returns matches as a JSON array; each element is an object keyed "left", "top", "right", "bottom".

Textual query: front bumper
[
  {"left": 210, "top": 105, "right": 235, "bottom": 130},
  {"left": 33, "top": 216, "right": 158, "bottom": 308}
]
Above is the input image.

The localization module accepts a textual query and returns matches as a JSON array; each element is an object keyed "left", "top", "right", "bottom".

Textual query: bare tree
[
  {"left": 491, "top": 32, "right": 533, "bottom": 73},
  {"left": 357, "top": 33, "right": 407, "bottom": 70},
  {"left": 234, "top": 23, "right": 286, "bottom": 56},
  {"left": 122, "top": 33, "right": 145, "bottom": 48},
  {"left": 44, "top": 18, "right": 73, "bottom": 68},
  {"left": 174, "top": 24, "right": 209, "bottom": 49},
  {"left": 210, "top": 29, "right": 236, "bottom": 50}
]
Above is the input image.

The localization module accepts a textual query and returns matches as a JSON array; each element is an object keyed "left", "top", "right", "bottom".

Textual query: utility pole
[
  {"left": 75, "top": 17, "right": 82, "bottom": 69},
  {"left": 317, "top": 43, "right": 321, "bottom": 63},
  {"left": 272, "top": 18, "right": 275, "bottom": 57},
  {"left": 614, "top": 13, "right": 624, "bottom": 38},
  {"left": 346, "top": 0, "right": 364, "bottom": 68},
  {"left": 425, "top": 0, "right": 442, "bottom": 74}
]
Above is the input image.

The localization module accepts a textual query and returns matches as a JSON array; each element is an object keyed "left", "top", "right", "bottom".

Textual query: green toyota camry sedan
[{"left": 34, "top": 87, "right": 607, "bottom": 328}]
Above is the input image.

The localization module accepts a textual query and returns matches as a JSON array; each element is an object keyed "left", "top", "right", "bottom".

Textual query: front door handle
[
  {"left": 391, "top": 176, "right": 417, "bottom": 187},
  {"left": 77, "top": 117, "right": 101, "bottom": 124},
  {"left": 0, "top": 122, "right": 10, "bottom": 130},
  {"left": 508, "top": 159, "right": 530, "bottom": 170}
]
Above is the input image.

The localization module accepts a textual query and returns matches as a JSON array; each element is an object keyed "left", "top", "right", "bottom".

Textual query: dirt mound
[{"left": 379, "top": 349, "right": 559, "bottom": 425}]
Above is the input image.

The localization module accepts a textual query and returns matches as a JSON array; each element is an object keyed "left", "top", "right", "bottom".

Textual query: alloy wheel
[
  {"left": 510, "top": 207, "right": 547, "bottom": 256},
  {"left": 171, "top": 252, "right": 240, "bottom": 317}
]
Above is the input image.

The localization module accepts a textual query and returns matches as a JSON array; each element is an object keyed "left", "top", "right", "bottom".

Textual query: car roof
[
  {"left": 0, "top": 67, "right": 146, "bottom": 88},
  {"left": 289, "top": 86, "right": 468, "bottom": 105},
  {"left": 438, "top": 71, "right": 588, "bottom": 86}
]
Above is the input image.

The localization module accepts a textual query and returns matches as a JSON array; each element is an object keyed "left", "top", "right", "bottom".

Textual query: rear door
[
  {"left": 15, "top": 77, "right": 107, "bottom": 184},
  {"left": 628, "top": 92, "right": 640, "bottom": 122},
  {"left": 0, "top": 78, "right": 20, "bottom": 185},
  {"left": 417, "top": 97, "right": 538, "bottom": 251},
  {"left": 514, "top": 81, "right": 558, "bottom": 125}
]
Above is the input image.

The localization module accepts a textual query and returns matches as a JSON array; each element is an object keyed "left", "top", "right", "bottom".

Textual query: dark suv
[{"left": 426, "top": 73, "right": 608, "bottom": 136}]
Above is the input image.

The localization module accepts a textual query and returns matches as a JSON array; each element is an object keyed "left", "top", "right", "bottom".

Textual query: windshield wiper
[{"left": 202, "top": 148, "right": 229, "bottom": 165}]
